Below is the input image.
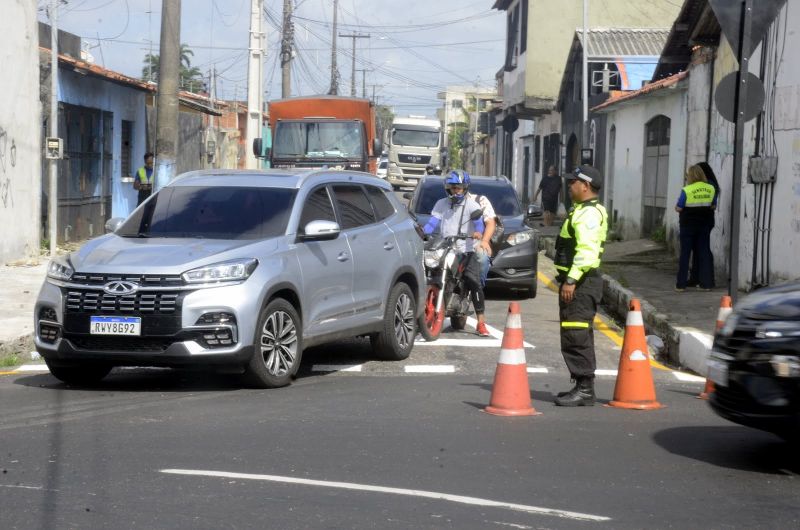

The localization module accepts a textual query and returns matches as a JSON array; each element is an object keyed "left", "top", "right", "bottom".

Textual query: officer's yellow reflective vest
[{"left": 554, "top": 198, "right": 608, "bottom": 282}]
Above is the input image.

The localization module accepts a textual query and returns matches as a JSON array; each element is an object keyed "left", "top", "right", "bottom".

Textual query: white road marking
[
  {"left": 160, "top": 469, "right": 611, "bottom": 522},
  {"left": 594, "top": 369, "right": 618, "bottom": 376},
  {"left": 312, "top": 364, "right": 363, "bottom": 372},
  {"left": 404, "top": 365, "right": 456, "bottom": 373},
  {"left": 14, "top": 364, "right": 50, "bottom": 372},
  {"left": 672, "top": 372, "right": 705, "bottom": 383},
  {"left": 526, "top": 367, "right": 549, "bottom": 373}
]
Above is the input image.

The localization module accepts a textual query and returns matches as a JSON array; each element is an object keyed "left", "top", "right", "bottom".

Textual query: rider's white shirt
[{"left": 430, "top": 197, "right": 482, "bottom": 254}]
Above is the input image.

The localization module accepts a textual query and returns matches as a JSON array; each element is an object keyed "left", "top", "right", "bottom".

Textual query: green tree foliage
[
  {"left": 141, "top": 44, "right": 206, "bottom": 93},
  {"left": 448, "top": 123, "right": 466, "bottom": 170}
]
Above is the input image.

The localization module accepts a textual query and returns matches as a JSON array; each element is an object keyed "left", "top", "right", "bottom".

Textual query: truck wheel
[
  {"left": 418, "top": 285, "right": 444, "bottom": 341},
  {"left": 244, "top": 298, "right": 302, "bottom": 388},
  {"left": 45, "top": 360, "right": 111, "bottom": 386},
  {"left": 371, "top": 283, "right": 416, "bottom": 360}
]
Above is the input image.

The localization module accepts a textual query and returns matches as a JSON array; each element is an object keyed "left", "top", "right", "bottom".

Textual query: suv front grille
[
  {"left": 70, "top": 273, "right": 184, "bottom": 288},
  {"left": 67, "top": 336, "right": 179, "bottom": 352},
  {"left": 65, "top": 291, "right": 179, "bottom": 314}
]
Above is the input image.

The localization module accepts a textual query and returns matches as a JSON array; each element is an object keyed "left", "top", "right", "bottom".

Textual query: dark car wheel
[
  {"left": 45, "top": 360, "right": 112, "bottom": 386},
  {"left": 418, "top": 285, "right": 445, "bottom": 341},
  {"left": 371, "top": 283, "right": 416, "bottom": 360},
  {"left": 244, "top": 298, "right": 302, "bottom": 389}
]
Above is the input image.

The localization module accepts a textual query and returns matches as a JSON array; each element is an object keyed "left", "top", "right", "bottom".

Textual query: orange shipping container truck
[{"left": 267, "top": 96, "right": 380, "bottom": 174}]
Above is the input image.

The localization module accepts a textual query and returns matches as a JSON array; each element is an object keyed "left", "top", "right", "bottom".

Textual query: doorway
[{"left": 642, "top": 115, "right": 670, "bottom": 237}]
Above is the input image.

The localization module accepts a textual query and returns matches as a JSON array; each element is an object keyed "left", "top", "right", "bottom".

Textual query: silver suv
[{"left": 35, "top": 170, "right": 425, "bottom": 388}]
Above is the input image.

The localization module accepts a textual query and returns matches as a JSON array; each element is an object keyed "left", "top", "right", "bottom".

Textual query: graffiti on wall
[{"left": 0, "top": 125, "right": 18, "bottom": 208}]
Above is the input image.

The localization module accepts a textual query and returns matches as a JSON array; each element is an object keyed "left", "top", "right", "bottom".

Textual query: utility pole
[
  {"left": 329, "top": 0, "right": 339, "bottom": 95},
  {"left": 48, "top": 0, "right": 60, "bottom": 256},
  {"left": 154, "top": 0, "right": 181, "bottom": 191},
  {"left": 356, "top": 68, "right": 368, "bottom": 98},
  {"left": 582, "top": 0, "right": 590, "bottom": 148},
  {"left": 246, "top": 0, "right": 265, "bottom": 169},
  {"left": 280, "top": 0, "right": 293, "bottom": 98},
  {"left": 339, "top": 33, "right": 370, "bottom": 96}
]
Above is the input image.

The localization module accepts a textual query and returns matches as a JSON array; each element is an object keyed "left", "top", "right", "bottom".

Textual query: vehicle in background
[
  {"left": 266, "top": 96, "right": 381, "bottom": 174},
  {"left": 707, "top": 283, "right": 800, "bottom": 441},
  {"left": 406, "top": 175, "right": 541, "bottom": 298},
  {"left": 35, "top": 169, "right": 424, "bottom": 389},
  {"left": 386, "top": 116, "right": 442, "bottom": 189},
  {"left": 376, "top": 158, "right": 388, "bottom": 179}
]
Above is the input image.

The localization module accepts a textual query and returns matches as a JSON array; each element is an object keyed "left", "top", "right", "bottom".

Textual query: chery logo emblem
[{"left": 103, "top": 281, "right": 139, "bottom": 295}]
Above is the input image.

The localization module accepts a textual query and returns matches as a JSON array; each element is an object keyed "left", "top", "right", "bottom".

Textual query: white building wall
[
  {"left": 604, "top": 89, "right": 688, "bottom": 241},
  {"left": 706, "top": 3, "right": 800, "bottom": 287},
  {"left": 510, "top": 119, "right": 534, "bottom": 198},
  {"left": 59, "top": 70, "right": 148, "bottom": 218},
  {"left": 0, "top": 1, "right": 41, "bottom": 262}
]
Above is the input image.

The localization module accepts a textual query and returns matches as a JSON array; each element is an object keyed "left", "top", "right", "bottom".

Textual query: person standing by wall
[
  {"left": 133, "top": 152, "right": 155, "bottom": 206},
  {"left": 675, "top": 164, "right": 716, "bottom": 291},
  {"left": 533, "top": 165, "right": 562, "bottom": 226},
  {"left": 553, "top": 165, "right": 608, "bottom": 406},
  {"left": 687, "top": 162, "right": 719, "bottom": 287}
]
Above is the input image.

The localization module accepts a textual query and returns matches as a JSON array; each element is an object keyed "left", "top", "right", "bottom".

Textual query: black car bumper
[
  {"left": 708, "top": 369, "right": 800, "bottom": 437},
  {"left": 487, "top": 240, "right": 538, "bottom": 289}
]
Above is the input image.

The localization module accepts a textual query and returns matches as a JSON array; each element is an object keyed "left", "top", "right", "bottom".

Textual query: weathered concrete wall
[
  {"left": 504, "top": 0, "right": 682, "bottom": 110},
  {"left": 0, "top": 0, "right": 41, "bottom": 262},
  {"left": 57, "top": 69, "right": 148, "bottom": 219}
]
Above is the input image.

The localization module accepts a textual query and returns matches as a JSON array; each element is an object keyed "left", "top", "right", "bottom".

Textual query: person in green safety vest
[
  {"left": 553, "top": 165, "right": 608, "bottom": 407},
  {"left": 133, "top": 152, "right": 155, "bottom": 206},
  {"left": 675, "top": 164, "right": 717, "bottom": 291}
]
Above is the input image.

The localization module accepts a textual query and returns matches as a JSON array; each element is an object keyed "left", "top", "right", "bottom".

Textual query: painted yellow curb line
[
  {"left": 0, "top": 371, "right": 18, "bottom": 375},
  {"left": 537, "top": 271, "right": 670, "bottom": 372}
]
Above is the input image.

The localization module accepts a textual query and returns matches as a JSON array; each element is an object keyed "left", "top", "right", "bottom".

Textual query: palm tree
[{"left": 142, "top": 44, "right": 206, "bottom": 93}]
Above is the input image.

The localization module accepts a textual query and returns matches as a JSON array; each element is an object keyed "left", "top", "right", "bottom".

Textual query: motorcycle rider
[
  {"left": 422, "top": 169, "right": 491, "bottom": 337},
  {"left": 425, "top": 164, "right": 442, "bottom": 175}
]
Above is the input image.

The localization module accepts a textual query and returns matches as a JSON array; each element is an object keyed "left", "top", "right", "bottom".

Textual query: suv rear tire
[
  {"left": 371, "top": 283, "right": 416, "bottom": 360},
  {"left": 45, "top": 361, "right": 112, "bottom": 386},
  {"left": 244, "top": 298, "right": 303, "bottom": 388}
]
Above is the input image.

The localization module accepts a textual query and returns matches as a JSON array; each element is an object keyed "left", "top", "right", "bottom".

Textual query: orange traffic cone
[
  {"left": 698, "top": 295, "right": 733, "bottom": 399},
  {"left": 484, "top": 302, "right": 539, "bottom": 416},
  {"left": 608, "top": 299, "right": 663, "bottom": 410}
]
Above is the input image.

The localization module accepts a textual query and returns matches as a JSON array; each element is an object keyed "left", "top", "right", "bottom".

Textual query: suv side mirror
[
  {"left": 105, "top": 217, "right": 125, "bottom": 233},
  {"left": 298, "top": 220, "right": 341, "bottom": 242},
  {"left": 527, "top": 203, "right": 543, "bottom": 219}
]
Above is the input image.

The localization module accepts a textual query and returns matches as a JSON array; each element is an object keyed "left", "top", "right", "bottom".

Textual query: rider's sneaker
[{"left": 476, "top": 322, "right": 490, "bottom": 337}]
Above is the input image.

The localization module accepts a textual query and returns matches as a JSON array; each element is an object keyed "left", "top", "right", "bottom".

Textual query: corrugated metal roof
[{"left": 577, "top": 28, "right": 671, "bottom": 59}]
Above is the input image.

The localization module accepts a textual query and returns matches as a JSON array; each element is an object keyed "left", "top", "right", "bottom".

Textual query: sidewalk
[
  {"left": 0, "top": 259, "right": 48, "bottom": 359},
  {"left": 538, "top": 224, "right": 722, "bottom": 375}
]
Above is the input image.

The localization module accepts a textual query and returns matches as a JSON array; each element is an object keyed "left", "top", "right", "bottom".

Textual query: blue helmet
[{"left": 444, "top": 170, "right": 470, "bottom": 203}]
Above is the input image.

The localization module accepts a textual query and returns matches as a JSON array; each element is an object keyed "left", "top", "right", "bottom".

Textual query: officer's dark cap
[{"left": 567, "top": 164, "right": 603, "bottom": 190}]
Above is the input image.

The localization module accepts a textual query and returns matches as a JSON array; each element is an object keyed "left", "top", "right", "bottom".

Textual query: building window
[{"left": 452, "top": 99, "right": 463, "bottom": 108}]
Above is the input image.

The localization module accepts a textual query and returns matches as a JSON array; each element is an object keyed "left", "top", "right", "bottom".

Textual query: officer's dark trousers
[{"left": 559, "top": 272, "right": 602, "bottom": 378}]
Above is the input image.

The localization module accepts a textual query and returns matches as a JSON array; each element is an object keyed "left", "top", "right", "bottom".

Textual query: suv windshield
[
  {"left": 391, "top": 127, "right": 440, "bottom": 148},
  {"left": 118, "top": 186, "right": 297, "bottom": 240},
  {"left": 414, "top": 179, "right": 522, "bottom": 217},
  {"left": 273, "top": 121, "right": 364, "bottom": 158}
]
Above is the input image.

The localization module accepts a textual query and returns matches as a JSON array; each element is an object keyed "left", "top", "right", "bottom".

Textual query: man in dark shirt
[{"left": 533, "top": 165, "right": 562, "bottom": 226}]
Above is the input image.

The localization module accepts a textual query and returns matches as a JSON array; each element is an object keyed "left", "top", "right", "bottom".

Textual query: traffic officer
[
  {"left": 553, "top": 165, "right": 608, "bottom": 407},
  {"left": 133, "top": 152, "right": 155, "bottom": 206},
  {"left": 675, "top": 164, "right": 717, "bottom": 290}
]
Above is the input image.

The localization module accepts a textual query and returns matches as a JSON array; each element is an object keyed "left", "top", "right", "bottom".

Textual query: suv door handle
[
  {"left": 337, "top": 251, "right": 350, "bottom": 262},
  {"left": 383, "top": 242, "right": 394, "bottom": 250}
]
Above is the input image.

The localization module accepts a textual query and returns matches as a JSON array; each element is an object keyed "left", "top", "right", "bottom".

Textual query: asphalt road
[{"left": 1, "top": 261, "right": 798, "bottom": 529}]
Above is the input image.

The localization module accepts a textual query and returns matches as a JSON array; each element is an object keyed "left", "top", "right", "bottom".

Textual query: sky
[{"left": 38, "top": 0, "right": 507, "bottom": 118}]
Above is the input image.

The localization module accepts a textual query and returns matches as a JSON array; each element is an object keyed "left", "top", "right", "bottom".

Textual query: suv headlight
[
  {"left": 47, "top": 256, "right": 74, "bottom": 281},
  {"left": 182, "top": 258, "right": 258, "bottom": 284},
  {"left": 505, "top": 230, "right": 534, "bottom": 246}
]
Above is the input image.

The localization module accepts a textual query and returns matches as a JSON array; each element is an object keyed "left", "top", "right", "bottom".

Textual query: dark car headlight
[
  {"left": 755, "top": 321, "right": 800, "bottom": 339},
  {"left": 47, "top": 256, "right": 74, "bottom": 281},
  {"left": 505, "top": 230, "right": 534, "bottom": 246}
]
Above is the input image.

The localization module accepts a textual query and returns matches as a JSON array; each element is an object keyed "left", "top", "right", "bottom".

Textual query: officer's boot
[
  {"left": 554, "top": 377, "right": 595, "bottom": 407},
  {"left": 556, "top": 378, "right": 578, "bottom": 398}
]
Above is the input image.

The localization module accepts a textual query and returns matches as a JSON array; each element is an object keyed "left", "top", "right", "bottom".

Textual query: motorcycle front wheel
[{"left": 418, "top": 284, "right": 445, "bottom": 341}]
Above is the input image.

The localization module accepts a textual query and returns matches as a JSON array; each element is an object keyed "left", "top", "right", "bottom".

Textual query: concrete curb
[{"left": 539, "top": 237, "right": 711, "bottom": 375}]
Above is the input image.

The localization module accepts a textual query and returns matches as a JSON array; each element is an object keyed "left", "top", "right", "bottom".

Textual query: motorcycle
[{"left": 417, "top": 209, "right": 483, "bottom": 341}]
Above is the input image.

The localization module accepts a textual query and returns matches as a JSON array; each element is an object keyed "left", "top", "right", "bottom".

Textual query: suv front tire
[
  {"left": 370, "top": 283, "right": 416, "bottom": 361},
  {"left": 244, "top": 298, "right": 303, "bottom": 388}
]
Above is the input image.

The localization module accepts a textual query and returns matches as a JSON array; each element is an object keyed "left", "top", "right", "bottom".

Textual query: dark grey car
[{"left": 35, "top": 170, "right": 425, "bottom": 388}]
